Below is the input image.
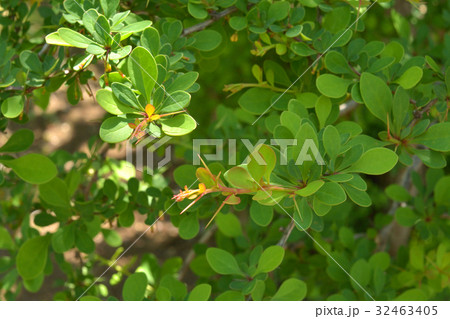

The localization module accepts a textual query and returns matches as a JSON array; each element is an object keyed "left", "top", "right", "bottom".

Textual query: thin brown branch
[
  {"left": 178, "top": 224, "right": 217, "bottom": 281},
  {"left": 277, "top": 220, "right": 295, "bottom": 247},
  {"left": 182, "top": 7, "right": 238, "bottom": 36},
  {"left": 377, "top": 156, "right": 422, "bottom": 254}
]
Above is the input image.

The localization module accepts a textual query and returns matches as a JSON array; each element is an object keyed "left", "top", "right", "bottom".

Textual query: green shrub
[{"left": 0, "top": 0, "right": 449, "bottom": 301}]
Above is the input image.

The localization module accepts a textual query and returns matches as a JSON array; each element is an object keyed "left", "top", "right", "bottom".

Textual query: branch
[
  {"left": 377, "top": 155, "right": 422, "bottom": 254},
  {"left": 178, "top": 224, "right": 217, "bottom": 281},
  {"left": 277, "top": 220, "right": 295, "bottom": 247},
  {"left": 339, "top": 100, "right": 358, "bottom": 116},
  {"left": 182, "top": 6, "right": 237, "bottom": 36},
  {"left": 38, "top": 43, "right": 50, "bottom": 57}
]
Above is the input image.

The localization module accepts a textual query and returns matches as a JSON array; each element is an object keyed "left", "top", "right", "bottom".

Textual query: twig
[
  {"left": 377, "top": 155, "right": 422, "bottom": 253},
  {"left": 277, "top": 220, "right": 295, "bottom": 247},
  {"left": 178, "top": 224, "right": 217, "bottom": 281},
  {"left": 182, "top": 7, "right": 237, "bottom": 36},
  {"left": 38, "top": 43, "right": 50, "bottom": 57},
  {"left": 339, "top": 100, "right": 358, "bottom": 116}
]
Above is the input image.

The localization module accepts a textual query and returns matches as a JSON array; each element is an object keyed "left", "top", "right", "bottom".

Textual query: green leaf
[
  {"left": 1, "top": 95, "right": 24, "bottom": 118},
  {"left": 178, "top": 213, "right": 199, "bottom": 240},
  {"left": 409, "top": 239, "right": 424, "bottom": 271},
  {"left": 271, "top": 278, "right": 307, "bottom": 301},
  {"left": 291, "top": 42, "right": 316, "bottom": 56},
  {"left": 63, "top": 0, "right": 84, "bottom": 19},
  {"left": 268, "top": 1, "right": 290, "bottom": 23},
  {"left": 224, "top": 166, "right": 256, "bottom": 189},
  {"left": 188, "top": 2, "right": 208, "bottom": 19},
  {"left": 392, "top": 86, "right": 410, "bottom": 136},
  {"left": 190, "top": 30, "right": 222, "bottom": 51},
  {"left": 160, "top": 91, "right": 191, "bottom": 113},
  {"left": 395, "top": 289, "right": 427, "bottom": 301},
  {"left": 216, "top": 213, "right": 242, "bottom": 238},
  {"left": 94, "top": 15, "right": 111, "bottom": 45},
  {"left": 19, "top": 50, "right": 43, "bottom": 74},
  {"left": 128, "top": 46, "right": 158, "bottom": 104},
  {"left": 229, "top": 16, "right": 247, "bottom": 31},
  {"left": 173, "top": 165, "right": 196, "bottom": 187},
  {"left": 313, "top": 196, "right": 332, "bottom": 216},
  {"left": 316, "top": 74, "right": 352, "bottom": 98},
  {"left": 119, "top": 21, "right": 153, "bottom": 34},
  {"left": 394, "top": 66, "right": 423, "bottom": 89},
  {"left": 360, "top": 72, "right": 392, "bottom": 123},
  {"left": 0, "top": 129, "right": 34, "bottom": 153},
  {"left": 369, "top": 252, "right": 390, "bottom": 271},
  {"left": 295, "top": 180, "right": 324, "bottom": 197},
  {"left": 385, "top": 184, "right": 411, "bottom": 202},
  {"left": 293, "top": 197, "right": 313, "bottom": 230},
  {"left": 215, "top": 290, "right": 245, "bottom": 301},
  {"left": 188, "top": 284, "right": 211, "bottom": 301},
  {"left": 167, "top": 72, "right": 199, "bottom": 93},
  {"left": 16, "top": 236, "right": 50, "bottom": 280},
  {"left": 323, "top": 6, "right": 351, "bottom": 33},
  {"left": 206, "top": 247, "right": 243, "bottom": 275},
  {"left": 323, "top": 125, "right": 340, "bottom": 160},
  {"left": 315, "top": 95, "right": 331, "bottom": 129},
  {"left": 342, "top": 184, "right": 372, "bottom": 207},
  {"left": 51, "top": 224, "right": 75, "bottom": 253},
  {"left": 367, "top": 56, "right": 395, "bottom": 73},
  {"left": 350, "top": 259, "right": 371, "bottom": 291},
  {"left": 380, "top": 41, "right": 404, "bottom": 64},
  {"left": 434, "top": 176, "right": 450, "bottom": 206},
  {"left": 140, "top": 27, "right": 160, "bottom": 56},
  {"left": 75, "top": 229, "right": 95, "bottom": 254},
  {"left": 315, "top": 182, "right": 346, "bottom": 206},
  {"left": 395, "top": 207, "right": 418, "bottom": 227},
  {"left": 0, "top": 227, "right": 15, "bottom": 250},
  {"left": 259, "top": 144, "right": 276, "bottom": 182},
  {"left": 102, "top": 229, "right": 122, "bottom": 247},
  {"left": 96, "top": 88, "right": 137, "bottom": 115},
  {"left": 45, "top": 31, "right": 71, "bottom": 47},
  {"left": 39, "top": 177, "right": 70, "bottom": 208},
  {"left": 346, "top": 147, "right": 398, "bottom": 175},
  {"left": 99, "top": 116, "right": 134, "bottom": 143},
  {"left": 109, "top": 45, "right": 132, "bottom": 60},
  {"left": 111, "top": 82, "right": 141, "bottom": 108},
  {"left": 100, "top": 0, "right": 119, "bottom": 17},
  {"left": 412, "top": 148, "right": 446, "bottom": 169},
  {"left": 446, "top": 66, "right": 450, "bottom": 95},
  {"left": 0, "top": 153, "right": 57, "bottom": 184},
  {"left": 412, "top": 122, "right": 450, "bottom": 152},
  {"left": 87, "top": 43, "right": 106, "bottom": 56},
  {"left": 250, "top": 201, "right": 273, "bottom": 227},
  {"left": 256, "top": 245, "right": 285, "bottom": 274},
  {"left": 238, "top": 88, "right": 275, "bottom": 114},
  {"left": 325, "top": 51, "right": 353, "bottom": 74},
  {"left": 248, "top": 144, "right": 275, "bottom": 184},
  {"left": 160, "top": 114, "right": 197, "bottom": 136},
  {"left": 284, "top": 23, "right": 302, "bottom": 37},
  {"left": 23, "top": 273, "right": 44, "bottom": 293},
  {"left": 58, "top": 28, "right": 95, "bottom": 48},
  {"left": 82, "top": 9, "right": 99, "bottom": 35},
  {"left": 123, "top": 272, "right": 148, "bottom": 301}
]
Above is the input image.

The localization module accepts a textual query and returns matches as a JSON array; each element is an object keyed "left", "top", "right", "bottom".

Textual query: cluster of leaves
[{"left": 1, "top": 0, "right": 450, "bottom": 301}]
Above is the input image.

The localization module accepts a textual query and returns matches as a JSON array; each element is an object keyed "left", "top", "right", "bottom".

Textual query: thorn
[{"left": 205, "top": 195, "right": 230, "bottom": 228}]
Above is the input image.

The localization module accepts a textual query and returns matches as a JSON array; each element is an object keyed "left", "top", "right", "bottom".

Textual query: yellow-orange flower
[{"left": 173, "top": 183, "right": 206, "bottom": 202}]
